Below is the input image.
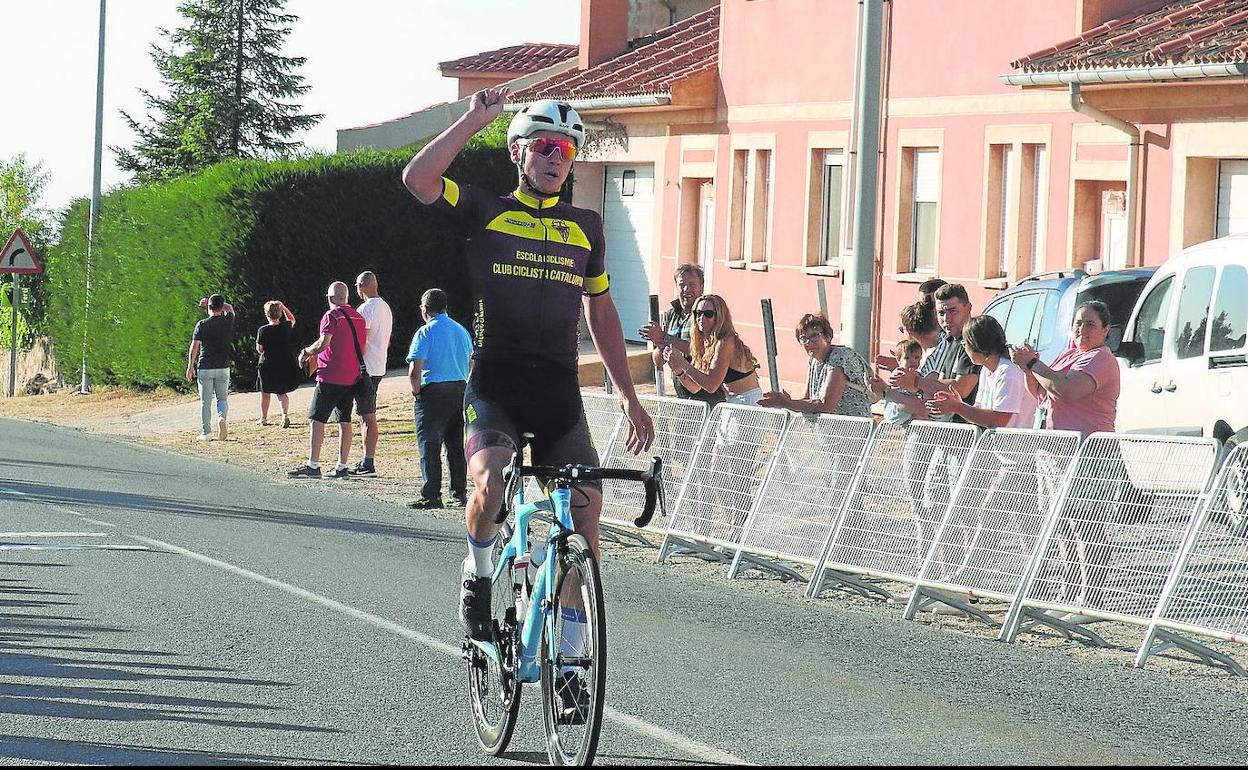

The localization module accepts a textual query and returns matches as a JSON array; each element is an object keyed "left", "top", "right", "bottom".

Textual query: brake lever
[{"left": 634, "top": 456, "right": 664, "bottom": 529}]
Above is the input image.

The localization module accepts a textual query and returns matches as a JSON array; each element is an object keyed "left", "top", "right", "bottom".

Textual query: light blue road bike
[{"left": 462, "top": 454, "right": 665, "bottom": 766}]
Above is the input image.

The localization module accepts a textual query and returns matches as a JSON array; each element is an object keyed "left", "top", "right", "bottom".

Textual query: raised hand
[
  {"left": 469, "top": 87, "right": 510, "bottom": 128},
  {"left": 638, "top": 321, "right": 666, "bottom": 345}
]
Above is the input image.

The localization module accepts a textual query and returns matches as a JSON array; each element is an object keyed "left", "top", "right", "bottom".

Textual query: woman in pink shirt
[{"left": 1010, "top": 300, "right": 1120, "bottom": 612}]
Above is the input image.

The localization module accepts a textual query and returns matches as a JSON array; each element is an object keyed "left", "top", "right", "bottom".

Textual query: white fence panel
[
  {"left": 660, "top": 404, "right": 789, "bottom": 554},
  {"left": 1137, "top": 443, "right": 1248, "bottom": 673},
  {"left": 601, "top": 394, "right": 708, "bottom": 533},
  {"left": 581, "top": 390, "right": 626, "bottom": 458},
  {"left": 911, "top": 428, "right": 1082, "bottom": 603},
  {"left": 811, "top": 420, "right": 980, "bottom": 592},
  {"left": 734, "top": 414, "right": 874, "bottom": 569},
  {"left": 1005, "top": 433, "right": 1219, "bottom": 638}
]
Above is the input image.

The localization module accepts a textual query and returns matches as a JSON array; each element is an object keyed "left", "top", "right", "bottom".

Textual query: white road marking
[
  {"left": 133, "top": 535, "right": 751, "bottom": 766},
  {"left": 0, "top": 544, "right": 150, "bottom": 551},
  {"left": 0, "top": 532, "right": 108, "bottom": 538}
]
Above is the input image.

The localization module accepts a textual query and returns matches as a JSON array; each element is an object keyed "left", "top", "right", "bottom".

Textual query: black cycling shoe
[
  {"left": 554, "top": 670, "right": 589, "bottom": 725},
  {"left": 459, "top": 569, "right": 492, "bottom": 641}
]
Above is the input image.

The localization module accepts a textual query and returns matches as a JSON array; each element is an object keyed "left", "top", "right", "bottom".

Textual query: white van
[{"left": 1116, "top": 233, "right": 1248, "bottom": 442}]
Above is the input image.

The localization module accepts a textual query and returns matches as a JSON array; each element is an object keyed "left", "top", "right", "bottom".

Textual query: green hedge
[{"left": 46, "top": 132, "right": 515, "bottom": 389}]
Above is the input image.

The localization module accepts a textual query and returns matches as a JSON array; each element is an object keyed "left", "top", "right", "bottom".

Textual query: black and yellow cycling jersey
[{"left": 427, "top": 177, "right": 609, "bottom": 373}]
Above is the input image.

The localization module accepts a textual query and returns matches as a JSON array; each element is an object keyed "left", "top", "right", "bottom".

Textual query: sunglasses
[
  {"left": 693, "top": 309, "right": 717, "bottom": 319},
  {"left": 521, "top": 137, "right": 577, "bottom": 161}
]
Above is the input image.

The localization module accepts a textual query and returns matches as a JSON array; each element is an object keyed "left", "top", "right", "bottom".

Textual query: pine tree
[{"left": 116, "top": 0, "right": 322, "bottom": 181}]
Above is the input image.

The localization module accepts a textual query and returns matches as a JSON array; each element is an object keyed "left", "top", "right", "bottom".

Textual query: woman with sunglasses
[
  {"left": 664, "top": 294, "right": 761, "bottom": 405},
  {"left": 760, "top": 313, "right": 873, "bottom": 418}
]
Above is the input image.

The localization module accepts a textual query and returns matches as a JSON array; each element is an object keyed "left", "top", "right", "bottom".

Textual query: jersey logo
[
  {"left": 550, "top": 220, "right": 571, "bottom": 243},
  {"left": 503, "top": 217, "right": 536, "bottom": 229}
]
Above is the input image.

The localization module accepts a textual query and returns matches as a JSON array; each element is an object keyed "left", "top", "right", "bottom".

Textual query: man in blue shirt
[{"left": 406, "top": 288, "right": 473, "bottom": 509}]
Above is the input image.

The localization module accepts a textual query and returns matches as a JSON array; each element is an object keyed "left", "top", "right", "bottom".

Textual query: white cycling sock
[
  {"left": 559, "top": 608, "right": 588, "bottom": 673},
  {"left": 466, "top": 533, "right": 496, "bottom": 577}
]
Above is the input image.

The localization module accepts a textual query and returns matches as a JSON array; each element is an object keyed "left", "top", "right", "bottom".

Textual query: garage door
[
  {"left": 602, "top": 164, "right": 654, "bottom": 341},
  {"left": 1217, "top": 159, "right": 1248, "bottom": 237}
]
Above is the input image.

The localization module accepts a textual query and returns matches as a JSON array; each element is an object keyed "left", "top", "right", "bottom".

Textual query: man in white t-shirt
[{"left": 340, "top": 270, "right": 393, "bottom": 476}]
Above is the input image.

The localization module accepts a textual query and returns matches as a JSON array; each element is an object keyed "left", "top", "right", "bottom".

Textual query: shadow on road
[
  {"left": 0, "top": 479, "right": 460, "bottom": 544},
  {"left": 0, "top": 574, "right": 339, "bottom": 739},
  {"left": 0, "top": 456, "right": 178, "bottom": 480},
  {"left": 0, "top": 734, "right": 364, "bottom": 765}
]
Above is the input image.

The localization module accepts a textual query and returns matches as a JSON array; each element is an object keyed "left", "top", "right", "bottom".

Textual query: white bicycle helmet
[{"left": 507, "top": 99, "right": 586, "bottom": 150}]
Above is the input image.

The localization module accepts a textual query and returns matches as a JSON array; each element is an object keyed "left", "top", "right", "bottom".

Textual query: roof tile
[
  {"left": 1014, "top": 0, "right": 1248, "bottom": 72},
  {"left": 438, "top": 43, "right": 577, "bottom": 75},
  {"left": 510, "top": 5, "right": 720, "bottom": 102}
]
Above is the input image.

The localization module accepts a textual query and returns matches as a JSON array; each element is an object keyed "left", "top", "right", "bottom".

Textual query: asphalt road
[{"left": 4, "top": 416, "right": 1248, "bottom": 765}]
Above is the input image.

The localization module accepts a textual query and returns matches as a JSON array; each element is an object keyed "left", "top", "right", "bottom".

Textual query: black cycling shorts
[{"left": 463, "top": 358, "right": 600, "bottom": 487}]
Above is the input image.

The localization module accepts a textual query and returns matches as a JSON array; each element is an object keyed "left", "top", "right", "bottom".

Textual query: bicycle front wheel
[
  {"left": 540, "top": 533, "right": 607, "bottom": 766},
  {"left": 467, "top": 522, "right": 522, "bottom": 755}
]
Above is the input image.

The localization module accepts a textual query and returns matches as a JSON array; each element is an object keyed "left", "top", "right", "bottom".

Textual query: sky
[{"left": 1, "top": 0, "right": 581, "bottom": 215}]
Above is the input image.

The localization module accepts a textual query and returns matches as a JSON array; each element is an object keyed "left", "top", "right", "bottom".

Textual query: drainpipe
[
  {"left": 1069, "top": 82, "right": 1140, "bottom": 266},
  {"left": 842, "top": 0, "right": 866, "bottom": 249}
]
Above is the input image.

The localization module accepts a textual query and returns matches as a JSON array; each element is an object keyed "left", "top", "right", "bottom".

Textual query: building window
[
  {"left": 911, "top": 148, "right": 939, "bottom": 272},
  {"left": 1217, "top": 159, "right": 1248, "bottom": 238},
  {"left": 730, "top": 148, "right": 773, "bottom": 263},
  {"left": 814, "top": 150, "right": 845, "bottom": 267},
  {"left": 985, "top": 142, "right": 1048, "bottom": 281}
]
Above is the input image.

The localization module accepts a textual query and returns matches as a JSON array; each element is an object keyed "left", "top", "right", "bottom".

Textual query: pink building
[{"left": 508, "top": 0, "right": 1248, "bottom": 392}]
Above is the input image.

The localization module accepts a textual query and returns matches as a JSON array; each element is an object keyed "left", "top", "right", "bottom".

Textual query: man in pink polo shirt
[{"left": 287, "top": 281, "right": 378, "bottom": 479}]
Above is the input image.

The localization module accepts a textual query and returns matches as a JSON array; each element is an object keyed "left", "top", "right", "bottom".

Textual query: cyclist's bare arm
[
  {"left": 585, "top": 294, "right": 655, "bottom": 453},
  {"left": 402, "top": 87, "right": 510, "bottom": 204}
]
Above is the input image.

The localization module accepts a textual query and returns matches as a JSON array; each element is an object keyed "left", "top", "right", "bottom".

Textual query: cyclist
[{"left": 401, "top": 87, "right": 655, "bottom": 645}]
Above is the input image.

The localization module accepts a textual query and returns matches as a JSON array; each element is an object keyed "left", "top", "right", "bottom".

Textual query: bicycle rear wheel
[
  {"left": 540, "top": 533, "right": 607, "bottom": 766},
  {"left": 467, "top": 522, "right": 522, "bottom": 755}
]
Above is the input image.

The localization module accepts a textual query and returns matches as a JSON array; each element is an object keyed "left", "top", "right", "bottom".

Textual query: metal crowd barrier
[
  {"left": 600, "top": 394, "right": 709, "bottom": 536},
  {"left": 1000, "top": 433, "right": 1220, "bottom": 648},
  {"left": 658, "top": 403, "right": 790, "bottom": 566},
  {"left": 903, "top": 427, "right": 1083, "bottom": 624},
  {"left": 806, "top": 420, "right": 980, "bottom": 600},
  {"left": 1137, "top": 442, "right": 1248, "bottom": 675},
  {"left": 730, "top": 414, "right": 875, "bottom": 581}
]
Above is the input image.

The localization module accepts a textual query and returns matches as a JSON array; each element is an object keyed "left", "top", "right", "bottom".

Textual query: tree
[{"left": 116, "top": 0, "right": 322, "bottom": 181}]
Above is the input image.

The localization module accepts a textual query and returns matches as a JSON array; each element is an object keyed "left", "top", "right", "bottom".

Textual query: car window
[
  {"left": 1036, "top": 290, "right": 1061, "bottom": 350},
  {"left": 1078, "top": 277, "right": 1151, "bottom": 338},
  {"left": 1174, "top": 266, "right": 1215, "bottom": 360},
  {"left": 984, "top": 297, "right": 1012, "bottom": 333},
  {"left": 1210, "top": 265, "right": 1248, "bottom": 353},
  {"left": 1003, "top": 292, "right": 1041, "bottom": 348},
  {"left": 1132, "top": 276, "right": 1174, "bottom": 364}
]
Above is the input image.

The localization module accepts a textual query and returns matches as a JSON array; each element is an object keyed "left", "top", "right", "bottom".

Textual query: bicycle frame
[{"left": 487, "top": 483, "right": 574, "bottom": 683}]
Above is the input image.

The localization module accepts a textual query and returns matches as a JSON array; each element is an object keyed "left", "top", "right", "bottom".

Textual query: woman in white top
[
  {"left": 929, "top": 315, "right": 1036, "bottom": 428},
  {"left": 926, "top": 315, "right": 1037, "bottom": 581}
]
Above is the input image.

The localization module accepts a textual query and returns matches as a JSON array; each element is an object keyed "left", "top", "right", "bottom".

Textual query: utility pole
[
  {"left": 82, "top": 0, "right": 106, "bottom": 394},
  {"left": 843, "top": 0, "right": 884, "bottom": 355}
]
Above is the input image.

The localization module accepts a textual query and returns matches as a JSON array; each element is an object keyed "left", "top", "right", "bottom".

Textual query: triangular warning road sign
[{"left": 0, "top": 228, "right": 43, "bottom": 275}]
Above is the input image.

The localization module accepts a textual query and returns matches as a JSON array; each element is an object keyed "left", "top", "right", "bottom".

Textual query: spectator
[
  {"left": 639, "top": 263, "right": 721, "bottom": 405},
  {"left": 336, "top": 270, "right": 393, "bottom": 477},
  {"left": 186, "top": 294, "right": 235, "bottom": 442},
  {"left": 663, "top": 294, "right": 760, "bottom": 405},
  {"left": 287, "top": 282, "right": 377, "bottom": 479},
  {"left": 926, "top": 314, "right": 1038, "bottom": 586},
  {"left": 1011, "top": 300, "right": 1121, "bottom": 612},
  {"left": 918, "top": 277, "right": 948, "bottom": 305},
  {"left": 405, "top": 288, "right": 473, "bottom": 510},
  {"left": 255, "top": 300, "right": 299, "bottom": 428},
  {"left": 881, "top": 339, "right": 923, "bottom": 425},
  {"left": 929, "top": 314, "right": 1036, "bottom": 428},
  {"left": 876, "top": 300, "right": 943, "bottom": 373},
  {"left": 889, "top": 283, "right": 982, "bottom": 552},
  {"left": 759, "top": 313, "right": 873, "bottom": 418},
  {"left": 664, "top": 294, "right": 760, "bottom": 532}
]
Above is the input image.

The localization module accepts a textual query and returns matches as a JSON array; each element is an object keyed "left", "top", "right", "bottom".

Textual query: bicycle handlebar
[{"left": 496, "top": 456, "right": 667, "bottom": 529}]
